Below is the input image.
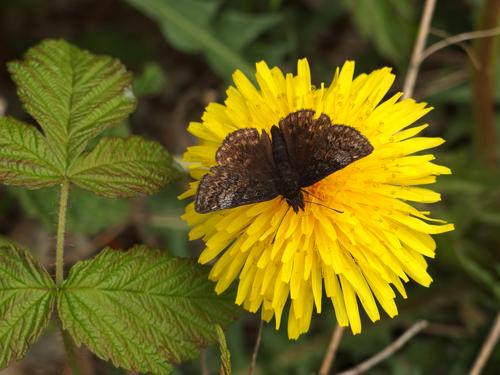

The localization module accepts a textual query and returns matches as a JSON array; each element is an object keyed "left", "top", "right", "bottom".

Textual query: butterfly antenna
[
  {"left": 301, "top": 188, "right": 323, "bottom": 201},
  {"left": 271, "top": 205, "right": 291, "bottom": 244},
  {"left": 303, "top": 200, "right": 344, "bottom": 213},
  {"left": 301, "top": 189, "right": 344, "bottom": 213}
]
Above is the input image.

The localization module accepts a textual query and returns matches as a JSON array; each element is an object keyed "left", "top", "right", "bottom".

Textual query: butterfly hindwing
[{"left": 195, "top": 128, "right": 278, "bottom": 213}]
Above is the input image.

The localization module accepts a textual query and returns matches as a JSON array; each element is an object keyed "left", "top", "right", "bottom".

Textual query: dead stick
[
  {"left": 319, "top": 325, "right": 346, "bottom": 375},
  {"left": 422, "top": 26, "right": 500, "bottom": 61},
  {"left": 469, "top": 311, "right": 500, "bottom": 375},
  {"left": 336, "top": 321, "right": 429, "bottom": 375},
  {"left": 402, "top": 0, "right": 437, "bottom": 99}
]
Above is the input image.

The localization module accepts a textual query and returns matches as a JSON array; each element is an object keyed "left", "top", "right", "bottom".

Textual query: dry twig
[
  {"left": 319, "top": 325, "right": 346, "bottom": 375},
  {"left": 336, "top": 321, "right": 429, "bottom": 375},
  {"left": 429, "top": 27, "right": 480, "bottom": 69},
  {"left": 469, "top": 311, "right": 500, "bottom": 375},
  {"left": 402, "top": 0, "right": 437, "bottom": 99},
  {"left": 423, "top": 26, "right": 500, "bottom": 62}
]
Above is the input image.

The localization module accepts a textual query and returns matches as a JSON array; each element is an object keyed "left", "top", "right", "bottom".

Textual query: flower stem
[{"left": 56, "top": 179, "right": 70, "bottom": 286}]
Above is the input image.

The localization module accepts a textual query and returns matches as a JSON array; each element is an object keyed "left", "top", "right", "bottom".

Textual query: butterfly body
[
  {"left": 270, "top": 125, "right": 304, "bottom": 212},
  {"left": 195, "top": 110, "right": 373, "bottom": 214}
]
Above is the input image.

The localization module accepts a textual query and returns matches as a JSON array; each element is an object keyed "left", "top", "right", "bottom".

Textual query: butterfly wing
[
  {"left": 279, "top": 110, "right": 373, "bottom": 188},
  {"left": 195, "top": 128, "right": 279, "bottom": 213}
]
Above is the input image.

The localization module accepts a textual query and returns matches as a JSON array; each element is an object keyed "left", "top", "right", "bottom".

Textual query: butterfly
[{"left": 195, "top": 109, "right": 373, "bottom": 214}]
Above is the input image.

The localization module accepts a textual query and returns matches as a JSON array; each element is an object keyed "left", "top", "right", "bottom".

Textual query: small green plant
[{"left": 0, "top": 39, "right": 240, "bottom": 374}]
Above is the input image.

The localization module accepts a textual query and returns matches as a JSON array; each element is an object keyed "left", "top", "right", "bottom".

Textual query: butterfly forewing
[
  {"left": 195, "top": 128, "right": 278, "bottom": 213},
  {"left": 279, "top": 110, "right": 373, "bottom": 188},
  {"left": 298, "top": 124, "right": 373, "bottom": 187}
]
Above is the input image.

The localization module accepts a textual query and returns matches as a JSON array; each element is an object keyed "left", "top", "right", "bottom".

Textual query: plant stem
[
  {"left": 56, "top": 180, "right": 81, "bottom": 374},
  {"left": 470, "top": 311, "right": 500, "bottom": 375},
  {"left": 402, "top": 0, "right": 437, "bottom": 99},
  {"left": 319, "top": 324, "right": 345, "bottom": 375},
  {"left": 56, "top": 179, "right": 70, "bottom": 286},
  {"left": 248, "top": 319, "right": 263, "bottom": 375},
  {"left": 472, "top": 0, "right": 500, "bottom": 167}
]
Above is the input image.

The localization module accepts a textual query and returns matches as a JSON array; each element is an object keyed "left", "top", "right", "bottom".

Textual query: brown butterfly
[{"left": 195, "top": 109, "right": 373, "bottom": 214}]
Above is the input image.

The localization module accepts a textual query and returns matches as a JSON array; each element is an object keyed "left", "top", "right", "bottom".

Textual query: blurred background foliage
[{"left": 0, "top": 0, "right": 498, "bottom": 374}]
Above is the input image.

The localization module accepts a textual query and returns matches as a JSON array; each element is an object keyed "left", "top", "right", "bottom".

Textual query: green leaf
[
  {"left": 125, "top": 0, "right": 283, "bottom": 78},
  {"left": 133, "top": 62, "right": 168, "bottom": 97},
  {"left": 68, "top": 136, "right": 179, "bottom": 198},
  {"left": 212, "top": 10, "right": 284, "bottom": 52},
  {"left": 0, "top": 117, "right": 61, "bottom": 189},
  {"left": 58, "top": 246, "right": 242, "bottom": 374},
  {"left": 9, "top": 186, "right": 131, "bottom": 235},
  {"left": 8, "top": 39, "right": 136, "bottom": 167},
  {"left": 455, "top": 239, "right": 500, "bottom": 300},
  {"left": 341, "top": 0, "right": 416, "bottom": 65},
  {"left": 215, "top": 325, "right": 231, "bottom": 375},
  {"left": 0, "top": 244, "right": 55, "bottom": 369}
]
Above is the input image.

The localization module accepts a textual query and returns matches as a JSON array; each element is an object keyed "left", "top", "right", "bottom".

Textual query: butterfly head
[{"left": 285, "top": 190, "right": 305, "bottom": 213}]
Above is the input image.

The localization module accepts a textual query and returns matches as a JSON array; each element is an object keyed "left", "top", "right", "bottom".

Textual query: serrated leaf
[
  {"left": 58, "top": 246, "right": 242, "bottom": 374},
  {"left": 68, "top": 136, "right": 179, "bottom": 197},
  {"left": 0, "top": 117, "right": 61, "bottom": 189},
  {"left": 125, "top": 0, "right": 283, "bottom": 78},
  {"left": 8, "top": 39, "right": 136, "bottom": 167},
  {"left": 215, "top": 325, "right": 231, "bottom": 375},
  {"left": 0, "top": 244, "right": 55, "bottom": 369}
]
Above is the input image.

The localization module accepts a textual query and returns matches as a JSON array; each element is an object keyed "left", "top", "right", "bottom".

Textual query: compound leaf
[
  {"left": 8, "top": 39, "right": 136, "bottom": 168},
  {"left": 58, "top": 246, "right": 242, "bottom": 374},
  {"left": 0, "top": 117, "right": 61, "bottom": 189},
  {"left": 68, "top": 136, "right": 179, "bottom": 197},
  {"left": 0, "top": 244, "right": 55, "bottom": 369}
]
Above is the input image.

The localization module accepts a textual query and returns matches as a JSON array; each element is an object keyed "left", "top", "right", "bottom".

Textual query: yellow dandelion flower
[{"left": 181, "top": 59, "right": 454, "bottom": 339}]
